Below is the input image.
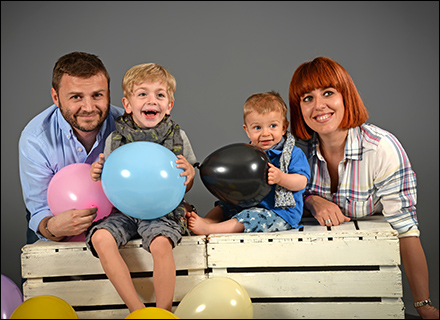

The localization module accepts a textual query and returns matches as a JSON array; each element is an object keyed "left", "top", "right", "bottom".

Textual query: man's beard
[{"left": 59, "top": 102, "right": 110, "bottom": 132}]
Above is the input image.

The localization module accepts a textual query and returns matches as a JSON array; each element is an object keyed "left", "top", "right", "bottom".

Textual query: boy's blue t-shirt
[{"left": 258, "top": 145, "right": 310, "bottom": 228}]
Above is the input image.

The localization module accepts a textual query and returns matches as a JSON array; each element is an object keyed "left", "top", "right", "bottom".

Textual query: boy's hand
[
  {"left": 267, "top": 162, "right": 283, "bottom": 185},
  {"left": 90, "top": 153, "right": 105, "bottom": 181},
  {"left": 176, "top": 155, "right": 195, "bottom": 186}
]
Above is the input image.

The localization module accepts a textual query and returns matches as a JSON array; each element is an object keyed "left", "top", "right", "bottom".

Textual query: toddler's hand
[
  {"left": 90, "top": 153, "right": 105, "bottom": 181},
  {"left": 267, "top": 162, "right": 282, "bottom": 185}
]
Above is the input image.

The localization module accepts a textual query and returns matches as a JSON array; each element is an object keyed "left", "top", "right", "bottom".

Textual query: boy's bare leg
[
  {"left": 202, "top": 205, "right": 225, "bottom": 223},
  {"left": 92, "top": 229, "right": 145, "bottom": 313},
  {"left": 149, "top": 235, "right": 175, "bottom": 311},
  {"left": 187, "top": 215, "right": 245, "bottom": 235},
  {"left": 186, "top": 205, "right": 225, "bottom": 234}
]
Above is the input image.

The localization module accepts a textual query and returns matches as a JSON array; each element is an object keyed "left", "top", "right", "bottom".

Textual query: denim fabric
[{"left": 219, "top": 201, "right": 292, "bottom": 233}]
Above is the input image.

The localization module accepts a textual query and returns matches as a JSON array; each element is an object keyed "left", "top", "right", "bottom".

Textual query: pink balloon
[
  {"left": 1, "top": 274, "right": 23, "bottom": 319},
  {"left": 47, "top": 163, "right": 113, "bottom": 222}
]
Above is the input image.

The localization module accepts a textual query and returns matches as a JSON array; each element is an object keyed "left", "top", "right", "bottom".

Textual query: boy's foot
[{"left": 185, "top": 211, "right": 212, "bottom": 235}]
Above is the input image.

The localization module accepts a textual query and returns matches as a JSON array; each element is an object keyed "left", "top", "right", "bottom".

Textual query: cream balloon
[{"left": 174, "top": 277, "right": 253, "bottom": 319}]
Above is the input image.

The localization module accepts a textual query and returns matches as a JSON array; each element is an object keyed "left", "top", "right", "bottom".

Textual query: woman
[{"left": 289, "top": 56, "right": 438, "bottom": 319}]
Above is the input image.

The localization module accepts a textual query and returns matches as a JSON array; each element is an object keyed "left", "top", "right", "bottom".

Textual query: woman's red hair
[{"left": 289, "top": 57, "right": 369, "bottom": 140}]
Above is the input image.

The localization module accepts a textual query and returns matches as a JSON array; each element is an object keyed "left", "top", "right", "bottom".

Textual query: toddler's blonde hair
[
  {"left": 243, "top": 91, "right": 288, "bottom": 125},
  {"left": 122, "top": 63, "right": 176, "bottom": 101}
]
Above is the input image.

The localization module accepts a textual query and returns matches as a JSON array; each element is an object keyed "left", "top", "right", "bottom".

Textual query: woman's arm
[
  {"left": 400, "top": 236, "right": 439, "bottom": 319},
  {"left": 304, "top": 194, "right": 351, "bottom": 226}
]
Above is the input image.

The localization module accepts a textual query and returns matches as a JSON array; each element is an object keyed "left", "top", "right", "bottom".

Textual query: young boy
[
  {"left": 86, "top": 63, "right": 197, "bottom": 313},
  {"left": 187, "top": 91, "right": 310, "bottom": 235}
]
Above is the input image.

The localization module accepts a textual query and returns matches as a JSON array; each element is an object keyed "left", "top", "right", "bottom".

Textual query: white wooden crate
[
  {"left": 207, "top": 214, "right": 404, "bottom": 319},
  {"left": 21, "top": 235, "right": 207, "bottom": 319},
  {"left": 21, "top": 214, "right": 404, "bottom": 319}
]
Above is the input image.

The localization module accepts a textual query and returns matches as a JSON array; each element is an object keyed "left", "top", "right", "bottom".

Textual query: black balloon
[{"left": 199, "top": 143, "right": 272, "bottom": 208}]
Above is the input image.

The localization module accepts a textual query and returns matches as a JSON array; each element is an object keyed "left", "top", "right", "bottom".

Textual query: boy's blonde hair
[
  {"left": 122, "top": 63, "right": 176, "bottom": 101},
  {"left": 243, "top": 91, "right": 288, "bottom": 124}
]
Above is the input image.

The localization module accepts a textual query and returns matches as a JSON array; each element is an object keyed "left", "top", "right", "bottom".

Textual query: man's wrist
[
  {"left": 44, "top": 218, "right": 57, "bottom": 237},
  {"left": 41, "top": 217, "right": 63, "bottom": 240}
]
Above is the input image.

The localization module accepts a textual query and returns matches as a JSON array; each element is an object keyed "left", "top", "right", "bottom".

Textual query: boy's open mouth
[{"left": 143, "top": 110, "right": 158, "bottom": 119}]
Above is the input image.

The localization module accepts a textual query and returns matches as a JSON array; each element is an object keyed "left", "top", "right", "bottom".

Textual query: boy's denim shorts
[
  {"left": 217, "top": 201, "right": 293, "bottom": 233},
  {"left": 85, "top": 211, "right": 186, "bottom": 257}
]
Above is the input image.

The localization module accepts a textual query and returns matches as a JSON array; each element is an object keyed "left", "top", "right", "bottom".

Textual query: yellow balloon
[
  {"left": 174, "top": 277, "right": 253, "bottom": 319},
  {"left": 126, "top": 307, "right": 179, "bottom": 319},
  {"left": 10, "top": 295, "right": 78, "bottom": 319}
]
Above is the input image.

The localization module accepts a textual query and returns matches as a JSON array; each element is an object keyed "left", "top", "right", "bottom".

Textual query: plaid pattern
[{"left": 302, "top": 123, "right": 419, "bottom": 237}]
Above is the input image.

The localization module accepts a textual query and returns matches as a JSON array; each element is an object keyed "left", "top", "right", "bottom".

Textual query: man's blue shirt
[{"left": 19, "top": 104, "right": 124, "bottom": 239}]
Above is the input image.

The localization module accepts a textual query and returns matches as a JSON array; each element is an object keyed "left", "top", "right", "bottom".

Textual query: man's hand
[{"left": 41, "top": 207, "right": 97, "bottom": 240}]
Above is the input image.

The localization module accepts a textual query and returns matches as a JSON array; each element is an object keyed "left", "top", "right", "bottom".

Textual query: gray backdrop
[{"left": 1, "top": 1, "right": 438, "bottom": 317}]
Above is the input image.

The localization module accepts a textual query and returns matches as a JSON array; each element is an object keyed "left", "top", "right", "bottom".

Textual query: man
[{"left": 19, "top": 52, "right": 124, "bottom": 243}]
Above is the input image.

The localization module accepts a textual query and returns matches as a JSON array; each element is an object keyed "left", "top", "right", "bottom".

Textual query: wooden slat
[
  {"left": 76, "top": 309, "right": 129, "bottom": 320},
  {"left": 207, "top": 237, "right": 400, "bottom": 268},
  {"left": 207, "top": 267, "right": 402, "bottom": 298},
  {"left": 22, "top": 236, "right": 207, "bottom": 278},
  {"left": 251, "top": 301, "right": 405, "bottom": 319},
  {"left": 24, "top": 268, "right": 402, "bottom": 304},
  {"left": 24, "top": 274, "right": 208, "bottom": 306},
  {"left": 74, "top": 301, "right": 405, "bottom": 319},
  {"left": 356, "top": 215, "right": 398, "bottom": 234},
  {"left": 206, "top": 214, "right": 400, "bottom": 268}
]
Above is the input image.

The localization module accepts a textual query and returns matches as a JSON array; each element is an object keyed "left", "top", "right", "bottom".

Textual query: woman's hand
[{"left": 305, "top": 195, "right": 351, "bottom": 226}]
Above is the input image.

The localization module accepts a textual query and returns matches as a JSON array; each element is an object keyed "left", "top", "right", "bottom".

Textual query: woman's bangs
[{"left": 297, "top": 69, "right": 336, "bottom": 98}]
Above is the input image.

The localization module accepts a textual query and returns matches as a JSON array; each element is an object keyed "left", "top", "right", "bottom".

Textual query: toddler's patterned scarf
[
  {"left": 274, "top": 132, "right": 297, "bottom": 209},
  {"left": 110, "top": 114, "right": 183, "bottom": 155},
  {"left": 109, "top": 114, "right": 188, "bottom": 232}
]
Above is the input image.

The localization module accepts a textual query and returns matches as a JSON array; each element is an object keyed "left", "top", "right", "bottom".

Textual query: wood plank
[
  {"left": 24, "top": 274, "right": 208, "bottom": 306},
  {"left": 76, "top": 309, "right": 129, "bottom": 319},
  {"left": 356, "top": 215, "right": 397, "bottom": 234},
  {"left": 251, "top": 301, "right": 405, "bottom": 319},
  {"left": 207, "top": 238, "right": 400, "bottom": 268},
  {"left": 76, "top": 305, "right": 181, "bottom": 319},
  {"left": 207, "top": 216, "right": 396, "bottom": 245},
  {"left": 22, "top": 236, "right": 207, "bottom": 278},
  {"left": 74, "top": 301, "right": 404, "bottom": 319},
  {"left": 24, "top": 268, "right": 402, "bottom": 305},
  {"left": 207, "top": 267, "right": 402, "bottom": 298}
]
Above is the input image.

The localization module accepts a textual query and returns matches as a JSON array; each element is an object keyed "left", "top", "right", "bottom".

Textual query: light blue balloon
[{"left": 101, "top": 141, "right": 186, "bottom": 219}]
